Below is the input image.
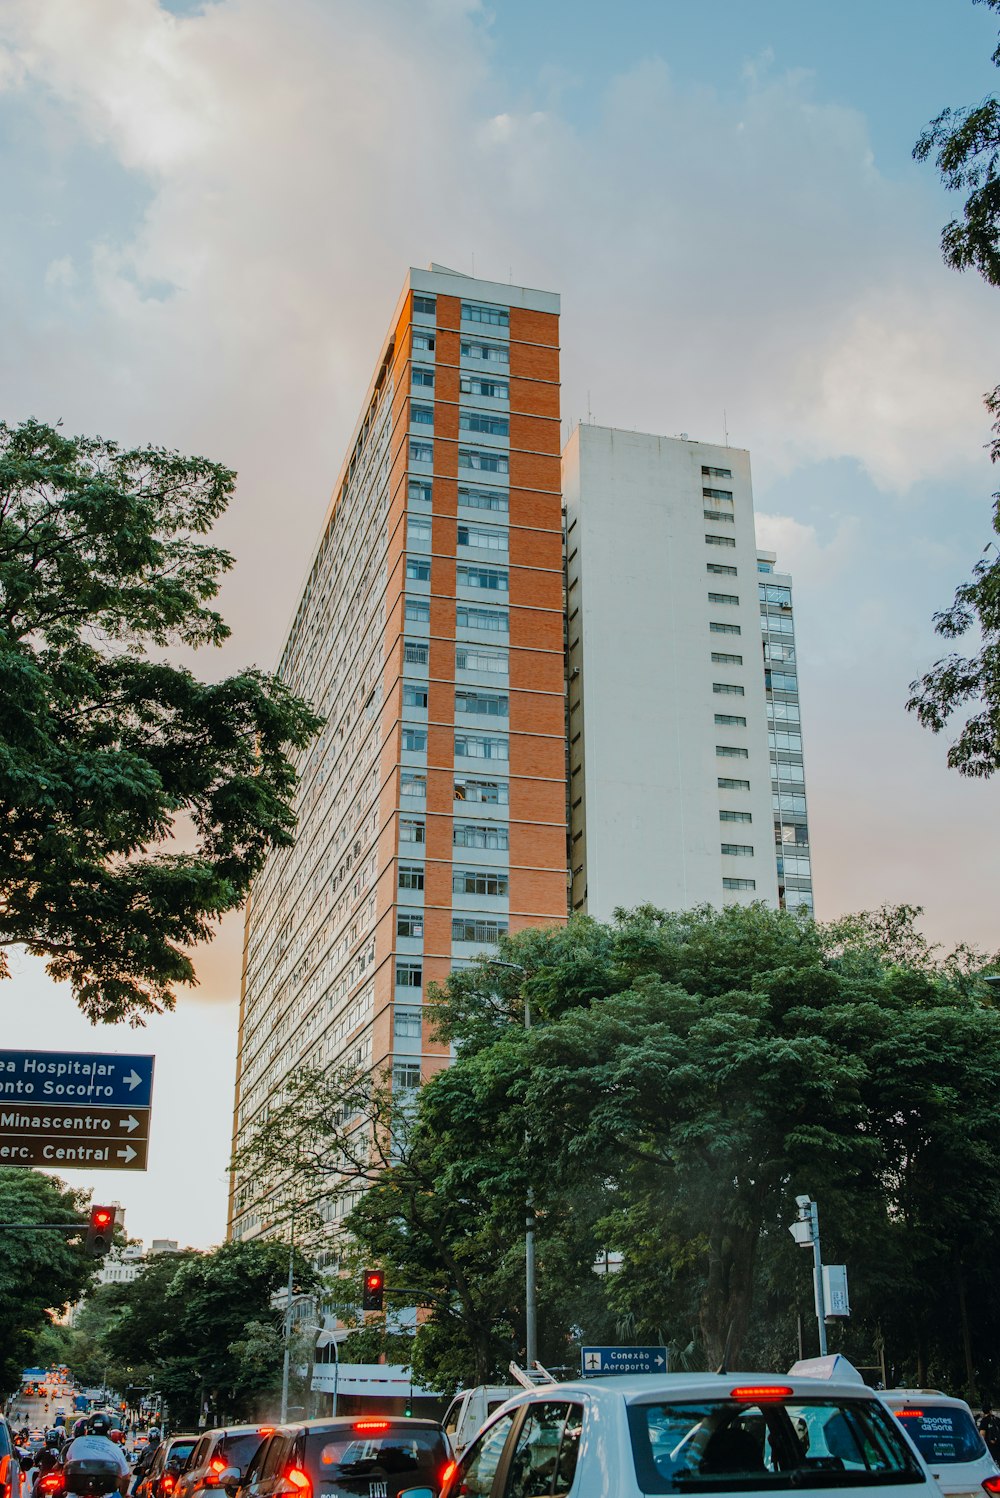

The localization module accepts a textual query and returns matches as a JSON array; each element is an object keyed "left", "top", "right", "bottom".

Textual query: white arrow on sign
[
  {"left": 124, "top": 1069, "right": 142, "bottom": 1091},
  {"left": 116, "top": 1145, "right": 137, "bottom": 1164},
  {"left": 122, "top": 1115, "right": 140, "bottom": 1134},
  {"left": 656, "top": 1355, "right": 666, "bottom": 1367}
]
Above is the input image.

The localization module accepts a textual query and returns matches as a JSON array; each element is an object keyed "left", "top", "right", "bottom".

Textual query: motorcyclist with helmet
[
  {"left": 130, "top": 1431, "right": 160, "bottom": 1493},
  {"left": 62, "top": 1416, "right": 130, "bottom": 1497}
]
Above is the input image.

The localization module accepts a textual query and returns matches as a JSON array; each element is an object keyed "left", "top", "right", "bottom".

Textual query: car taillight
[
  {"left": 351, "top": 1421, "right": 390, "bottom": 1434},
  {"left": 162, "top": 1475, "right": 175, "bottom": 1495},
  {"left": 730, "top": 1385, "right": 793, "bottom": 1401},
  {"left": 440, "top": 1460, "right": 457, "bottom": 1490},
  {"left": 895, "top": 1409, "right": 924, "bottom": 1418},
  {"left": 39, "top": 1475, "right": 64, "bottom": 1495},
  {"left": 283, "top": 1468, "right": 311, "bottom": 1498},
  {"left": 204, "top": 1459, "right": 227, "bottom": 1488},
  {"left": 982, "top": 1480, "right": 1000, "bottom": 1496}
]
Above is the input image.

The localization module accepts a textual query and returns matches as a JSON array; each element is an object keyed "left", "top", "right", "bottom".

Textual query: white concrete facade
[{"left": 564, "top": 424, "right": 780, "bottom": 918}]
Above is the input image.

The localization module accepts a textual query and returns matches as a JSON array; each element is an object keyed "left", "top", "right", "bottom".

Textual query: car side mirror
[{"left": 218, "top": 1469, "right": 241, "bottom": 1494}]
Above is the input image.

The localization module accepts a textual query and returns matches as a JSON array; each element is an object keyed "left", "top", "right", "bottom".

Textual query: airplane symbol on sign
[{"left": 584, "top": 1352, "right": 602, "bottom": 1371}]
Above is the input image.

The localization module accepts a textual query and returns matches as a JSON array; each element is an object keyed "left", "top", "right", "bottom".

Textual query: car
[
  {"left": 134, "top": 1437, "right": 199, "bottom": 1498},
  {"left": 233, "top": 1417, "right": 452, "bottom": 1498},
  {"left": 881, "top": 1390, "right": 1000, "bottom": 1498},
  {"left": 0, "top": 1416, "right": 16, "bottom": 1498},
  {"left": 439, "top": 1370, "right": 942, "bottom": 1498},
  {"left": 175, "top": 1429, "right": 268, "bottom": 1498}
]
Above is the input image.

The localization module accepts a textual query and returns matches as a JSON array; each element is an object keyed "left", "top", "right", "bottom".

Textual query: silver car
[{"left": 881, "top": 1391, "right": 1000, "bottom": 1498}]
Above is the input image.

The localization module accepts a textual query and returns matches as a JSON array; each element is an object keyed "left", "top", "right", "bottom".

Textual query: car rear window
[
  {"left": 628, "top": 1396, "right": 927, "bottom": 1493},
  {"left": 892, "top": 1408, "right": 986, "bottom": 1464},
  {"left": 219, "top": 1435, "right": 263, "bottom": 1471},
  {"left": 305, "top": 1424, "right": 449, "bottom": 1492},
  {"left": 168, "top": 1443, "right": 196, "bottom": 1466}
]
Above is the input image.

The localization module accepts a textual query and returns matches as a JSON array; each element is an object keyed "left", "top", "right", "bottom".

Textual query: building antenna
[
  {"left": 723, "top": 408, "right": 729, "bottom": 447},
  {"left": 587, "top": 390, "right": 592, "bottom": 422}
]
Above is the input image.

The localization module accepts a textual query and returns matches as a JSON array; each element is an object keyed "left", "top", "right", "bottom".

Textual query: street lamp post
[
  {"left": 280, "top": 1215, "right": 296, "bottom": 1423},
  {"left": 488, "top": 959, "right": 536, "bottom": 1369}
]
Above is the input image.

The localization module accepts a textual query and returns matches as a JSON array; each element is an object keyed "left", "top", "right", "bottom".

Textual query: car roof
[
  {"left": 506, "top": 1373, "right": 886, "bottom": 1406},
  {"left": 881, "top": 1392, "right": 974, "bottom": 1411},
  {"left": 289, "top": 1417, "right": 444, "bottom": 1433}
]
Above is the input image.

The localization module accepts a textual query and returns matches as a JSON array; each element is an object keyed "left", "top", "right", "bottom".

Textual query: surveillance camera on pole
[{"left": 788, "top": 1194, "right": 828, "bottom": 1356}]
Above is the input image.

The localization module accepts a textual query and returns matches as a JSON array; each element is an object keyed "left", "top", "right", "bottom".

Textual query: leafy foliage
[
  {"left": 0, "top": 1168, "right": 95, "bottom": 1396},
  {"left": 238, "top": 905, "right": 1000, "bottom": 1397},
  {"left": 0, "top": 419, "right": 323, "bottom": 1021},
  {"left": 909, "top": 2, "right": 1000, "bottom": 773}
]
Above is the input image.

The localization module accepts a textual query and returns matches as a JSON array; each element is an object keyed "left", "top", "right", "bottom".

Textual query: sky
[{"left": 1, "top": 0, "right": 999, "bottom": 1250}]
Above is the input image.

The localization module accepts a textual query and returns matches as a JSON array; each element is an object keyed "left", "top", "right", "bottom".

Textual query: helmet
[
  {"left": 148, "top": 1429, "right": 161, "bottom": 1443},
  {"left": 37, "top": 1452, "right": 60, "bottom": 1474},
  {"left": 109, "top": 1431, "right": 125, "bottom": 1446},
  {"left": 44, "top": 1431, "right": 62, "bottom": 1449},
  {"left": 88, "top": 1414, "right": 111, "bottom": 1436},
  {"left": 72, "top": 1420, "right": 87, "bottom": 1438}
]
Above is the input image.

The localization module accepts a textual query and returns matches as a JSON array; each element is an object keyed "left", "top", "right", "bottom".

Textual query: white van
[
  {"left": 881, "top": 1390, "right": 1000, "bottom": 1498},
  {"left": 442, "top": 1386, "right": 520, "bottom": 1456}
]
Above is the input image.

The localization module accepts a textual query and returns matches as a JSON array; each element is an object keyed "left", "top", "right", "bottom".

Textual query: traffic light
[
  {"left": 86, "top": 1205, "right": 115, "bottom": 1257},
  {"left": 361, "top": 1268, "right": 384, "bottom": 1311}
]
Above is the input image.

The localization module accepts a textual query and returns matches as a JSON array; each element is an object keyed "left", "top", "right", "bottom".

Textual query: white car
[
  {"left": 438, "top": 1369, "right": 942, "bottom": 1498},
  {"left": 881, "top": 1391, "right": 1000, "bottom": 1498}
]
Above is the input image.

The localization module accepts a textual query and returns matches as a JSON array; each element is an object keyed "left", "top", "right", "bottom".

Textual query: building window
[
  {"left": 413, "top": 294, "right": 436, "bottom": 315},
  {"left": 410, "top": 439, "right": 433, "bottom": 463},
  {"left": 412, "top": 330, "right": 435, "bottom": 353},
  {"left": 395, "top": 961, "right": 423, "bottom": 987},
  {"left": 721, "top": 843, "right": 754, "bottom": 857},
  {"left": 411, "top": 403, "right": 434, "bottom": 426},
  {"left": 703, "top": 488, "right": 734, "bottom": 503},
  {"left": 758, "top": 561, "right": 774, "bottom": 574},
  {"left": 456, "top": 646, "right": 508, "bottom": 674},
  {"left": 457, "top": 604, "right": 509, "bottom": 632},
  {"left": 462, "top": 302, "right": 509, "bottom": 326},
  {"left": 455, "top": 733, "right": 509, "bottom": 761},
  {"left": 461, "top": 339, "right": 510, "bottom": 364},
  {"left": 766, "top": 670, "right": 798, "bottom": 693},
  {"left": 708, "top": 591, "right": 739, "bottom": 606},
  {"left": 392, "top": 1061, "right": 422, "bottom": 1090},
  {"left": 713, "top": 682, "right": 745, "bottom": 696},
  {"left": 715, "top": 714, "right": 747, "bottom": 727},
  {"left": 458, "top": 564, "right": 509, "bottom": 592},
  {"left": 707, "top": 562, "right": 737, "bottom": 576},
  {"left": 710, "top": 622, "right": 741, "bottom": 635},
  {"left": 399, "top": 817, "right": 426, "bottom": 842},
  {"left": 760, "top": 584, "right": 793, "bottom": 606},
  {"left": 400, "top": 771, "right": 426, "bottom": 797},
  {"left": 702, "top": 465, "right": 733, "bottom": 479},
  {"left": 718, "top": 777, "right": 751, "bottom": 790},
  {"left": 721, "top": 810, "right": 753, "bottom": 823},
  {"left": 460, "top": 376, "right": 509, "bottom": 399},
  {"left": 717, "top": 745, "right": 749, "bottom": 758},
  {"left": 459, "top": 411, "right": 509, "bottom": 436},
  {"left": 454, "top": 822, "right": 509, "bottom": 850},
  {"left": 712, "top": 651, "right": 743, "bottom": 665},
  {"left": 404, "top": 639, "right": 429, "bottom": 664},
  {"left": 452, "top": 917, "right": 509, "bottom": 942},
  {"left": 401, "top": 728, "right": 427, "bottom": 752},
  {"left": 704, "top": 511, "right": 735, "bottom": 523},
  {"left": 705, "top": 533, "right": 736, "bottom": 547},
  {"left": 455, "top": 777, "right": 509, "bottom": 804},
  {"left": 455, "top": 689, "right": 509, "bottom": 717},
  {"left": 769, "top": 730, "right": 804, "bottom": 752},
  {"left": 394, "top": 1008, "right": 423, "bottom": 1039},
  {"left": 406, "top": 557, "right": 431, "bottom": 581},
  {"left": 723, "top": 877, "right": 756, "bottom": 891},
  {"left": 405, "top": 599, "right": 430, "bottom": 623},
  {"left": 458, "top": 523, "right": 508, "bottom": 551},
  {"left": 408, "top": 517, "right": 432, "bottom": 543},
  {"left": 397, "top": 911, "right": 424, "bottom": 938},
  {"left": 459, "top": 448, "right": 509, "bottom": 474},
  {"left": 403, "top": 685, "right": 428, "bottom": 708},
  {"left": 412, "top": 366, "right": 435, "bottom": 388},
  {"left": 453, "top": 868, "right": 509, "bottom": 895},
  {"left": 409, "top": 480, "right": 432, "bottom": 505},
  {"left": 458, "top": 484, "right": 508, "bottom": 513},
  {"left": 398, "top": 864, "right": 424, "bottom": 890}
]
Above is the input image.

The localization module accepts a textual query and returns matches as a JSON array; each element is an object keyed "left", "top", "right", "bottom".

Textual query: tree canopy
[
  {"left": 0, "top": 419, "right": 323, "bottom": 1022},
  {"left": 237, "top": 904, "right": 1000, "bottom": 1398},
  {"left": 908, "top": 0, "right": 1000, "bottom": 774},
  {"left": 0, "top": 1168, "right": 96, "bottom": 1397}
]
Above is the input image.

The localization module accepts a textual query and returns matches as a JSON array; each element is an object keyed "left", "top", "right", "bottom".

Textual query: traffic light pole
[{"left": 280, "top": 1214, "right": 296, "bottom": 1424}]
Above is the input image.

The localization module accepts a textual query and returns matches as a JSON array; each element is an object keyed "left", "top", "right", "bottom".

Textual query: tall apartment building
[
  {"left": 758, "top": 550, "right": 814, "bottom": 913},
  {"left": 229, "top": 266, "right": 567, "bottom": 1241},
  {"left": 563, "top": 423, "right": 807, "bottom": 919}
]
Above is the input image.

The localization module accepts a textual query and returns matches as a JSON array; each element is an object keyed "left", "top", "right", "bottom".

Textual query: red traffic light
[
  {"left": 366, "top": 1272, "right": 383, "bottom": 1290},
  {"left": 92, "top": 1209, "right": 113, "bottom": 1227},
  {"left": 86, "top": 1204, "right": 115, "bottom": 1257},
  {"left": 361, "top": 1268, "right": 385, "bottom": 1311}
]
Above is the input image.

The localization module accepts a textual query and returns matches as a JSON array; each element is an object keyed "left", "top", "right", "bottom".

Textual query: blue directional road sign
[
  {"left": 581, "top": 1346, "right": 668, "bottom": 1376},
  {"left": 0, "top": 1051, "right": 154, "bottom": 1108}
]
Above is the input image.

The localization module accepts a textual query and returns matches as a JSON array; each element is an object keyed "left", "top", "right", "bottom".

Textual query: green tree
[
  {"left": 0, "top": 1168, "right": 96, "bottom": 1396},
  {"left": 908, "top": 0, "right": 1000, "bottom": 774},
  {"left": 0, "top": 419, "right": 323, "bottom": 1022}
]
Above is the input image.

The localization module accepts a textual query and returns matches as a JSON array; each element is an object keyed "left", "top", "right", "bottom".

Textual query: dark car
[
  {"left": 0, "top": 1416, "right": 15, "bottom": 1498},
  {"left": 236, "top": 1417, "right": 452, "bottom": 1498},
  {"left": 134, "top": 1437, "right": 200, "bottom": 1498},
  {"left": 175, "top": 1430, "right": 268, "bottom": 1498}
]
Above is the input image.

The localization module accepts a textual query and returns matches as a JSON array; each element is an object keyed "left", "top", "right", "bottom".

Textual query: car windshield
[
  {"left": 219, "top": 1435, "right": 262, "bottom": 1471},
  {"left": 891, "top": 1409, "right": 986, "bottom": 1464},
  {"left": 628, "top": 1397, "right": 927, "bottom": 1493},
  {"left": 305, "top": 1426, "right": 448, "bottom": 1485}
]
